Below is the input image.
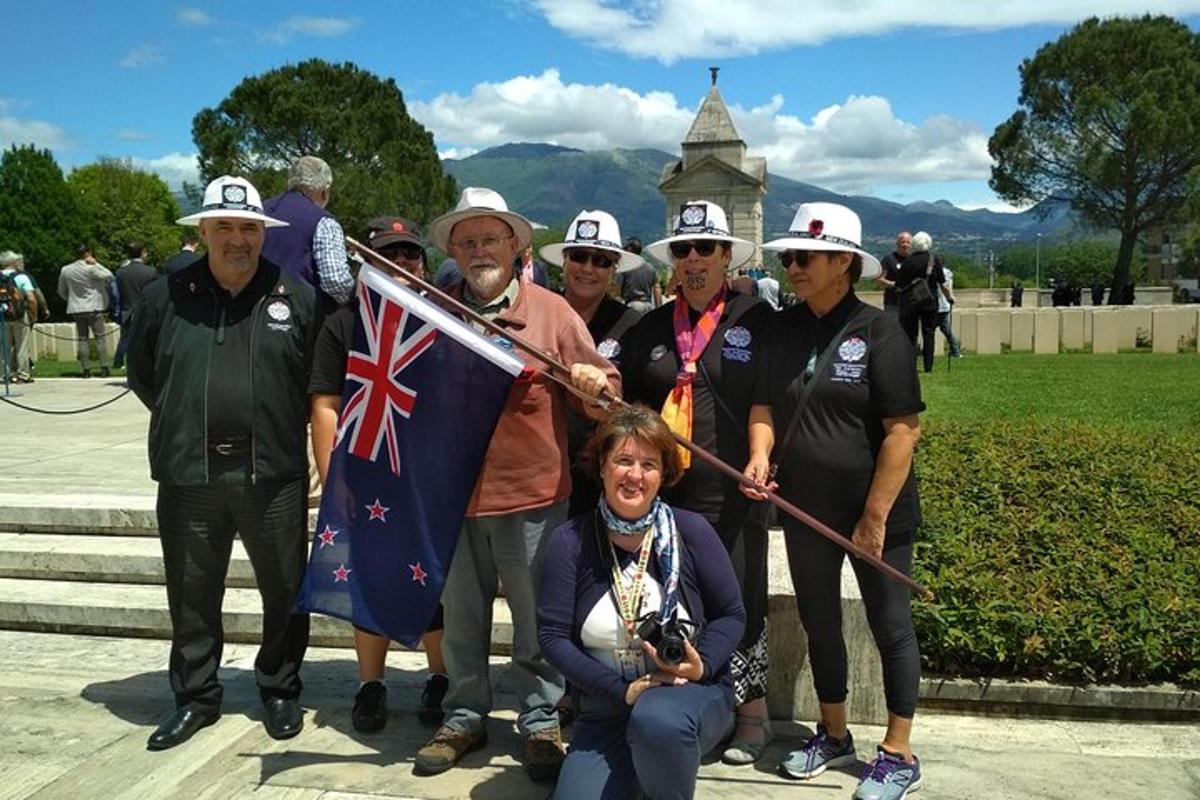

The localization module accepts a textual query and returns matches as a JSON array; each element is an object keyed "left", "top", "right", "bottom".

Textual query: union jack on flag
[{"left": 336, "top": 280, "right": 438, "bottom": 475}]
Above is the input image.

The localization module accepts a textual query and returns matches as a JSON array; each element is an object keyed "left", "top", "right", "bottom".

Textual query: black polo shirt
[
  {"left": 207, "top": 264, "right": 277, "bottom": 441},
  {"left": 752, "top": 290, "right": 924, "bottom": 542},
  {"left": 615, "top": 292, "right": 772, "bottom": 524},
  {"left": 880, "top": 251, "right": 903, "bottom": 307}
]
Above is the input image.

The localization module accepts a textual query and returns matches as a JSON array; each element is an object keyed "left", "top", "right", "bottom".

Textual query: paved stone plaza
[{"left": 0, "top": 379, "right": 1197, "bottom": 799}]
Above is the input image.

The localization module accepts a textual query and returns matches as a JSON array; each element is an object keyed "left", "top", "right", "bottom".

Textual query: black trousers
[
  {"left": 714, "top": 512, "right": 770, "bottom": 704},
  {"left": 899, "top": 310, "right": 938, "bottom": 373},
  {"left": 782, "top": 518, "right": 920, "bottom": 718},
  {"left": 157, "top": 460, "right": 310, "bottom": 712}
]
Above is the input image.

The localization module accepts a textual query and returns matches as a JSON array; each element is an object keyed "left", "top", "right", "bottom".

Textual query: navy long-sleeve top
[{"left": 537, "top": 506, "right": 747, "bottom": 715}]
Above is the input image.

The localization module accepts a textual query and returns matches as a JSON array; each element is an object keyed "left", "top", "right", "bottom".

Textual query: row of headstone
[
  {"left": 29, "top": 322, "right": 120, "bottom": 361},
  {"left": 946, "top": 306, "right": 1200, "bottom": 354}
]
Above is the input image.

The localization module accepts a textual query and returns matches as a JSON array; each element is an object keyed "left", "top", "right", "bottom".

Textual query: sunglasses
[
  {"left": 668, "top": 239, "right": 720, "bottom": 259},
  {"left": 565, "top": 248, "right": 617, "bottom": 270},
  {"left": 778, "top": 250, "right": 819, "bottom": 269},
  {"left": 380, "top": 242, "right": 424, "bottom": 261}
]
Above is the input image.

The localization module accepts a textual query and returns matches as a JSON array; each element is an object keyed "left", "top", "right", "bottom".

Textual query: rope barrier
[{"left": 0, "top": 387, "right": 134, "bottom": 415}]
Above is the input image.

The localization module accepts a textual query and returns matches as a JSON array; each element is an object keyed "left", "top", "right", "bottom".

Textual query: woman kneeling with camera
[{"left": 538, "top": 404, "right": 746, "bottom": 800}]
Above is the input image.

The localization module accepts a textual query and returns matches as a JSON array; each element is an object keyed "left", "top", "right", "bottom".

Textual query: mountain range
[{"left": 443, "top": 143, "right": 1081, "bottom": 253}]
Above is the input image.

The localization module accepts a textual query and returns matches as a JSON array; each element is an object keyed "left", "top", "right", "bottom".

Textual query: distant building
[
  {"left": 658, "top": 68, "right": 767, "bottom": 255},
  {"left": 1144, "top": 224, "right": 1188, "bottom": 282}
]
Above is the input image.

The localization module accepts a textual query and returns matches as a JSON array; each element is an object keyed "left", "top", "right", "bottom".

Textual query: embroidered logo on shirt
[
  {"left": 267, "top": 301, "right": 291, "bottom": 322},
  {"left": 721, "top": 347, "right": 752, "bottom": 363},
  {"left": 837, "top": 336, "right": 867, "bottom": 362},
  {"left": 724, "top": 326, "right": 752, "bottom": 348},
  {"left": 597, "top": 338, "right": 620, "bottom": 359}
]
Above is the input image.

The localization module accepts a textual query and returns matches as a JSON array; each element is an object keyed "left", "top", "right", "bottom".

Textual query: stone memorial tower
[{"left": 658, "top": 67, "right": 767, "bottom": 259}]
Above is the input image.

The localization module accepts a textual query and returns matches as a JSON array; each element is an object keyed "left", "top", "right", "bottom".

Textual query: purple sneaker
[
  {"left": 854, "top": 747, "right": 922, "bottom": 800},
  {"left": 779, "top": 723, "right": 857, "bottom": 779}
]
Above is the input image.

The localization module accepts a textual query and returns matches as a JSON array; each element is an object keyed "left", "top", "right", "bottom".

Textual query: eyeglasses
[
  {"left": 668, "top": 239, "right": 719, "bottom": 259},
  {"left": 565, "top": 248, "right": 617, "bottom": 270},
  {"left": 778, "top": 250, "right": 819, "bottom": 269},
  {"left": 380, "top": 242, "right": 424, "bottom": 261},
  {"left": 449, "top": 234, "right": 513, "bottom": 253}
]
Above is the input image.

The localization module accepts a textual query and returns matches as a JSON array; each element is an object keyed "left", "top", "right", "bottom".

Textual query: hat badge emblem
[
  {"left": 223, "top": 185, "right": 246, "bottom": 204},
  {"left": 681, "top": 205, "right": 707, "bottom": 227},
  {"left": 576, "top": 220, "right": 599, "bottom": 240}
]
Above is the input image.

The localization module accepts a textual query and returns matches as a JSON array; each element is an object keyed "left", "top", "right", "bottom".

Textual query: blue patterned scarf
[{"left": 598, "top": 496, "right": 680, "bottom": 621}]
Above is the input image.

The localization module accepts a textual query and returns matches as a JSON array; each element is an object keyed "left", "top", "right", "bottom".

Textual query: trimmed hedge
[{"left": 912, "top": 421, "right": 1200, "bottom": 686}]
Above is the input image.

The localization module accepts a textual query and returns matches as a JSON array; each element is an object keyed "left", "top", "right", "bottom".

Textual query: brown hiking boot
[
  {"left": 414, "top": 725, "right": 487, "bottom": 775},
  {"left": 524, "top": 725, "right": 566, "bottom": 782}
]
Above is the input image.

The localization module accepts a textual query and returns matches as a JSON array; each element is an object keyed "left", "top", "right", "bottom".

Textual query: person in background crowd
[
  {"left": 57, "top": 244, "right": 113, "bottom": 378},
  {"left": 935, "top": 264, "right": 961, "bottom": 358},
  {"left": 538, "top": 405, "right": 745, "bottom": 800},
  {"left": 262, "top": 155, "right": 354, "bottom": 313},
  {"left": 749, "top": 201, "right": 924, "bottom": 800},
  {"left": 1090, "top": 281, "right": 1105, "bottom": 306},
  {"left": 540, "top": 209, "right": 644, "bottom": 517},
  {"left": 515, "top": 245, "right": 551, "bottom": 288},
  {"left": 128, "top": 175, "right": 317, "bottom": 752},
  {"left": 895, "top": 232, "right": 945, "bottom": 374},
  {"left": 165, "top": 232, "right": 202, "bottom": 275},
  {"left": 1011, "top": 280, "right": 1024, "bottom": 308},
  {"left": 310, "top": 215, "right": 449, "bottom": 733},
  {"left": 615, "top": 199, "right": 774, "bottom": 766},
  {"left": 616, "top": 236, "right": 662, "bottom": 314},
  {"left": 876, "top": 232, "right": 911, "bottom": 318},
  {"left": 413, "top": 187, "right": 620, "bottom": 782},
  {"left": 0, "top": 250, "right": 39, "bottom": 383},
  {"left": 113, "top": 241, "right": 159, "bottom": 370}
]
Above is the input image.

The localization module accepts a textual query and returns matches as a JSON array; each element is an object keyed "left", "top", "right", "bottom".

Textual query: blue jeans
[
  {"left": 936, "top": 310, "right": 961, "bottom": 356},
  {"left": 441, "top": 502, "right": 567, "bottom": 735},
  {"left": 552, "top": 682, "right": 734, "bottom": 800}
]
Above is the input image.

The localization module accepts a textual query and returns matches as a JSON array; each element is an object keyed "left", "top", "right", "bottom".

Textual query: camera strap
[{"left": 608, "top": 530, "right": 654, "bottom": 641}]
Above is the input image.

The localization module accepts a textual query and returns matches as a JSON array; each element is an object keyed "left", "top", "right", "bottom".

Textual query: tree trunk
[{"left": 1108, "top": 229, "right": 1138, "bottom": 305}]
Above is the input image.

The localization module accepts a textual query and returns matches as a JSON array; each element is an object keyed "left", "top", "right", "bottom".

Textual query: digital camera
[{"left": 636, "top": 613, "right": 696, "bottom": 667}]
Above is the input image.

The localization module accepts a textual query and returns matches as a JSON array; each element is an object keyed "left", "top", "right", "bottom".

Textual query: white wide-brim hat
[
  {"left": 176, "top": 175, "right": 288, "bottom": 228},
  {"left": 428, "top": 186, "right": 534, "bottom": 253},
  {"left": 645, "top": 200, "right": 755, "bottom": 271},
  {"left": 763, "top": 202, "right": 882, "bottom": 280},
  {"left": 540, "top": 209, "right": 644, "bottom": 274}
]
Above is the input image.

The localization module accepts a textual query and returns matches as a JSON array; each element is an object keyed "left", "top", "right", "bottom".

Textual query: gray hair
[
  {"left": 286, "top": 156, "right": 333, "bottom": 193},
  {"left": 0, "top": 251, "right": 24, "bottom": 268},
  {"left": 911, "top": 231, "right": 933, "bottom": 253}
]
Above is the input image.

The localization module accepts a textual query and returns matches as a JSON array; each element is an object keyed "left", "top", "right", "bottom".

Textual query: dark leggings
[
  {"left": 899, "top": 310, "right": 938, "bottom": 373},
  {"left": 782, "top": 518, "right": 920, "bottom": 718}
]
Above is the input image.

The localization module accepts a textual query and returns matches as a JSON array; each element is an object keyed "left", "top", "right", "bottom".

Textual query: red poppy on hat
[
  {"left": 392, "top": 222, "right": 406, "bottom": 233},
  {"left": 808, "top": 219, "right": 825, "bottom": 237}
]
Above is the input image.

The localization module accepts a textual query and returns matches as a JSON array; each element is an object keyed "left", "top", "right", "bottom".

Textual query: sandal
[{"left": 721, "top": 713, "right": 773, "bottom": 765}]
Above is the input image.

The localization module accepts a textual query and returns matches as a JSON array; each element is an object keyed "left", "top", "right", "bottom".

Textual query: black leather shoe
[
  {"left": 352, "top": 681, "right": 388, "bottom": 733},
  {"left": 146, "top": 708, "right": 220, "bottom": 751},
  {"left": 263, "top": 697, "right": 304, "bottom": 740}
]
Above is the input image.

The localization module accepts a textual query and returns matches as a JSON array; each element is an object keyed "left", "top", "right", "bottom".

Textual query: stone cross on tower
[{"left": 657, "top": 69, "right": 767, "bottom": 262}]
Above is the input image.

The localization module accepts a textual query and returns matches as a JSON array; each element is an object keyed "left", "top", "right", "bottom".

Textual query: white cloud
[
  {"left": 176, "top": 7, "right": 211, "bottom": 26},
  {"left": 0, "top": 99, "right": 72, "bottom": 150},
  {"left": 264, "top": 15, "right": 357, "bottom": 43},
  {"left": 130, "top": 152, "right": 200, "bottom": 189},
  {"left": 411, "top": 70, "right": 993, "bottom": 195},
  {"left": 119, "top": 45, "right": 165, "bottom": 69},
  {"left": 439, "top": 146, "right": 480, "bottom": 161},
  {"left": 531, "top": 0, "right": 1200, "bottom": 63}
]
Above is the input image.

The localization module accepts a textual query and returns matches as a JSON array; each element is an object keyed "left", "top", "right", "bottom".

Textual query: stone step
[
  {"left": 0, "top": 577, "right": 514, "bottom": 652},
  {"left": 0, "top": 532, "right": 257, "bottom": 587},
  {"left": 0, "top": 496, "right": 320, "bottom": 537}
]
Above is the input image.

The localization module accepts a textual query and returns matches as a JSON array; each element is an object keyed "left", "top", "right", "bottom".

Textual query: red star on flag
[
  {"left": 409, "top": 562, "right": 428, "bottom": 586},
  {"left": 318, "top": 525, "right": 339, "bottom": 548},
  {"left": 333, "top": 563, "right": 352, "bottom": 582},
  {"left": 365, "top": 499, "right": 389, "bottom": 521}
]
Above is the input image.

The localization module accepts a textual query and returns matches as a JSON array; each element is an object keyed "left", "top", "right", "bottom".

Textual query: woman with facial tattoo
[{"left": 611, "top": 200, "right": 775, "bottom": 765}]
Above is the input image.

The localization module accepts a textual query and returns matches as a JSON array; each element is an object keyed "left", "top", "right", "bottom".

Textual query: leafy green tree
[
  {"left": 0, "top": 145, "right": 83, "bottom": 315},
  {"left": 989, "top": 16, "right": 1200, "bottom": 302},
  {"left": 67, "top": 158, "right": 181, "bottom": 270},
  {"left": 1044, "top": 240, "right": 1136, "bottom": 287},
  {"left": 192, "top": 59, "right": 457, "bottom": 236}
]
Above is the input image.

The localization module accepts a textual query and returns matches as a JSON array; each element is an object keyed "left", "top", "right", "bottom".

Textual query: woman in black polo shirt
[
  {"left": 614, "top": 200, "right": 775, "bottom": 765},
  {"left": 744, "top": 203, "right": 925, "bottom": 800}
]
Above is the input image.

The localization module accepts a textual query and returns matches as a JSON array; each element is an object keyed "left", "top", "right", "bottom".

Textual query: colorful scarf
[
  {"left": 661, "top": 287, "right": 726, "bottom": 469},
  {"left": 599, "top": 496, "right": 680, "bottom": 622}
]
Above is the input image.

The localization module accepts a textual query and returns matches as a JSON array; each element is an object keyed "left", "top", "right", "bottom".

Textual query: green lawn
[
  {"left": 919, "top": 352, "right": 1200, "bottom": 432},
  {"left": 28, "top": 358, "right": 126, "bottom": 379}
]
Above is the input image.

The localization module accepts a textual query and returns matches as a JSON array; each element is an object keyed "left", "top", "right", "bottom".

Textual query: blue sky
[{"left": 5, "top": 2, "right": 1200, "bottom": 212}]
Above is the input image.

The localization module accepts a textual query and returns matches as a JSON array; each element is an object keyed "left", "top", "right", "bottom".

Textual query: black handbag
[{"left": 897, "top": 254, "right": 937, "bottom": 314}]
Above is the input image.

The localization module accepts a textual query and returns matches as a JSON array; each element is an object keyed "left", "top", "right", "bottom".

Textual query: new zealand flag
[{"left": 294, "top": 264, "right": 523, "bottom": 646}]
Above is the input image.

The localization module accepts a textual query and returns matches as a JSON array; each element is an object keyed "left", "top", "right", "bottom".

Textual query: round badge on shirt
[
  {"left": 597, "top": 338, "right": 620, "bottom": 359},
  {"left": 267, "top": 301, "right": 291, "bottom": 322},
  {"left": 838, "top": 336, "right": 867, "bottom": 362},
  {"left": 724, "top": 326, "right": 752, "bottom": 348},
  {"left": 649, "top": 344, "right": 669, "bottom": 361}
]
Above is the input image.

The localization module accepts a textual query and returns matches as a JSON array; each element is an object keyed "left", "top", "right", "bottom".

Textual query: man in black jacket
[
  {"left": 128, "top": 175, "right": 320, "bottom": 751},
  {"left": 112, "top": 241, "right": 158, "bottom": 370}
]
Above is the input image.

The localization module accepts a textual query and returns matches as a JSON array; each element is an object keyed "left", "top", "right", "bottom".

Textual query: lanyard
[{"left": 608, "top": 530, "right": 654, "bottom": 641}]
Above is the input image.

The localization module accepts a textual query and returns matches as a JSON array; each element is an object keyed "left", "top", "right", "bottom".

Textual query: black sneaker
[
  {"left": 351, "top": 681, "right": 387, "bottom": 733},
  {"left": 100, "top": 366, "right": 111, "bottom": 378},
  {"left": 418, "top": 674, "right": 448, "bottom": 725}
]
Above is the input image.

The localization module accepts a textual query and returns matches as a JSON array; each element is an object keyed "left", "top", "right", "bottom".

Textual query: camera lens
[{"left": 659, "top": 634, "right": 685, "bottom": 666}]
